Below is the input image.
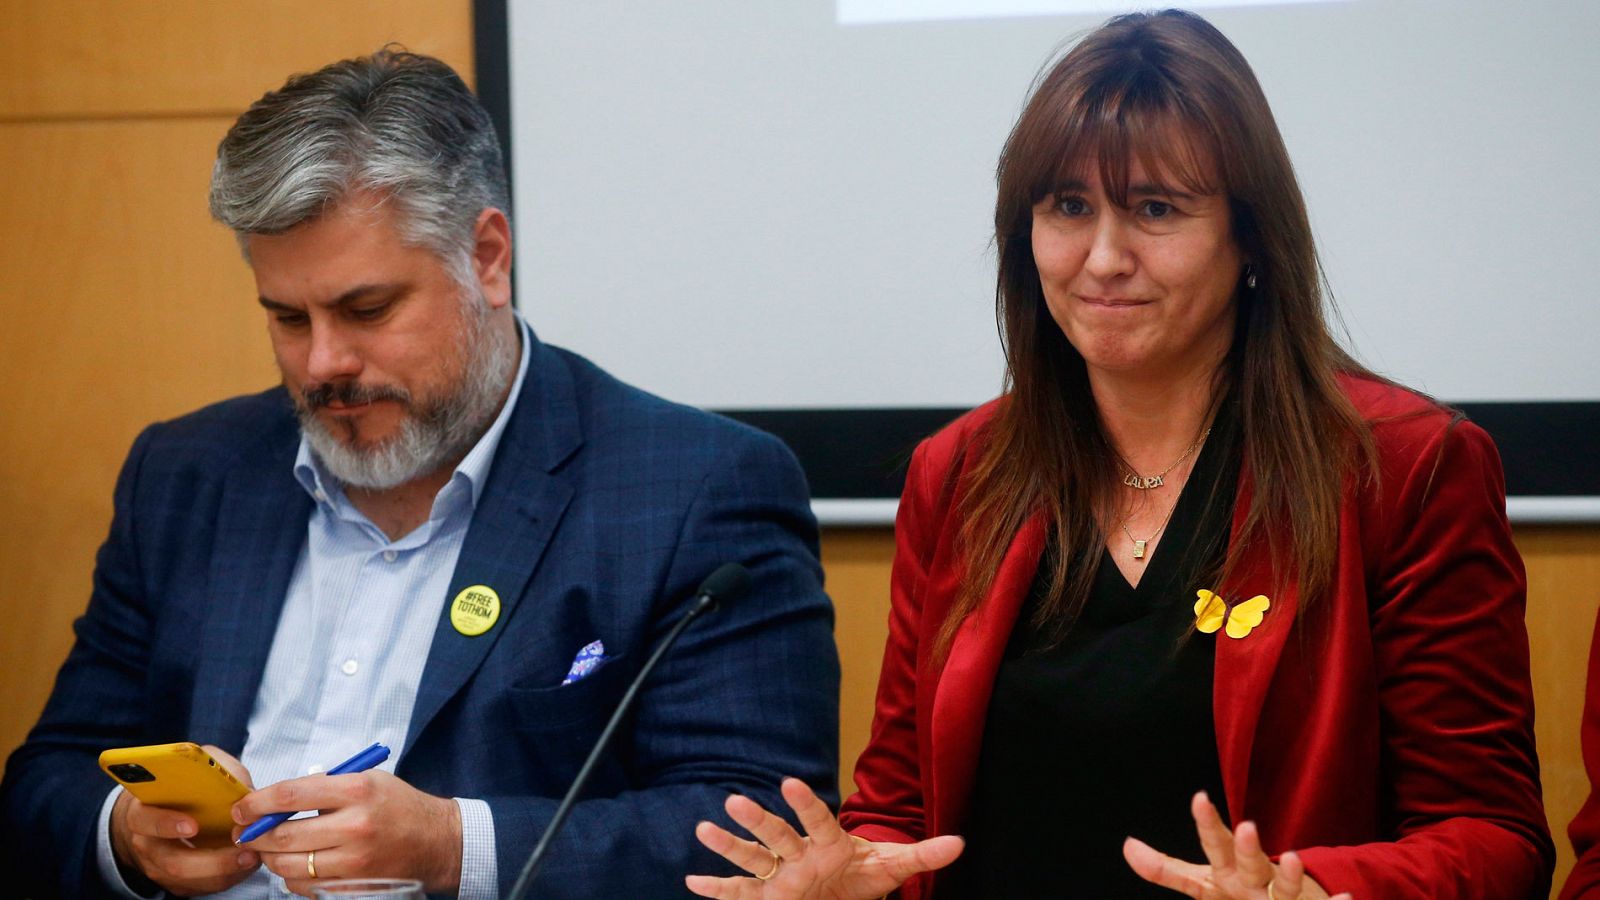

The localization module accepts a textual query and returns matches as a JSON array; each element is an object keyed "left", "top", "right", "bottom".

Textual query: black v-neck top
[{"left": 943, "top": 403, "right": 1241, "bottom": 898}]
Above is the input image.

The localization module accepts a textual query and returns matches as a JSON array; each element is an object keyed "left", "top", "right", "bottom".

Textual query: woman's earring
[{"left": 1244, "top": 264, "right": 1258, "bottom": 290}]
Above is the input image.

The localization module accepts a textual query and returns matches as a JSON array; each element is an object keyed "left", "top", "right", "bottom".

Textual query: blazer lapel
[
  {"left": 190, "top": 421, "right": 310, "bottom": 754},
  {"left": 404, "top": 336, "right": 581, "bottom": 756},
  {"left": 929, "top": 511, "right": 1047, "bottom": 836},
  {"left": 1212, "top": 471, "right": 1299, "bottom": 823}
]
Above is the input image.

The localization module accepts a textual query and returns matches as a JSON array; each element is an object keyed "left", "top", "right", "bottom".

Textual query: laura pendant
[{"left": 1132, "top": 539, "right": 1147, "bottom": 559}]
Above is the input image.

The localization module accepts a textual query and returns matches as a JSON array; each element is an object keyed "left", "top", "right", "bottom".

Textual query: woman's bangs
[{"left": 1041, "top": 88, "right": 1222, "bottom": 207}]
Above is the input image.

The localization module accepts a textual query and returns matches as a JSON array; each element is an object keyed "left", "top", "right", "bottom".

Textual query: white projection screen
[{"left": 476, "top": 0, "right": 1600, "bottom": 524}]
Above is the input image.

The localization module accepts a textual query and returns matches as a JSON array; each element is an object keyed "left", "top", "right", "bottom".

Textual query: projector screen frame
[{"left": 473, "top": 0, "right": 1600, "bottom": 525}]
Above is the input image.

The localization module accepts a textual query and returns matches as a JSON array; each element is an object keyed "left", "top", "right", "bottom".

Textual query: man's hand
[
  {"left": 234, "top": 768, "right": 461, "bottom": 897},
  {"left": 109, "top": 745, "right": 260, "bottom": 895}
]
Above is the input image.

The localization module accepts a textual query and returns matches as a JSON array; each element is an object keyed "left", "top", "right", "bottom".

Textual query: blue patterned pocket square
[{"left": 561, "top": 639, "right": 607, "bottom": 685}]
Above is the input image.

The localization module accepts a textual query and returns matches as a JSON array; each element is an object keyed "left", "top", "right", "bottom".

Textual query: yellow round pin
[{"left": 450, "top": 585, "right": 501, "bottom": 637}]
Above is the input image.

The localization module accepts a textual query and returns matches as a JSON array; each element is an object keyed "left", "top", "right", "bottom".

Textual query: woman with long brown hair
[{"left": 687, "top": 9, "right": 1551, "bottom": 898}]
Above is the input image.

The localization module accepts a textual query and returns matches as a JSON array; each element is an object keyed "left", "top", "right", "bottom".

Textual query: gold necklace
[
  {"left": 1119, "top": 427, "right": 1211, "bottom": 490},
  {"left": 1120, "top": 495, "right": 1180, "bottom": 561}
]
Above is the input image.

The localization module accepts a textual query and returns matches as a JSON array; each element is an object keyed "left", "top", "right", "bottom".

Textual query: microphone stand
[{"left": 505, "top": 587, "right": 724, "bottom": 899}]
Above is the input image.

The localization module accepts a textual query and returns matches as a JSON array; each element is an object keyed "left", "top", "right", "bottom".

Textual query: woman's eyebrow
[{"left": 1129, "top": 183, "right": 1197, "bottom": 200}]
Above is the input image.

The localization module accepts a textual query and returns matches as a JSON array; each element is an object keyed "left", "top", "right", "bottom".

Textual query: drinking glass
[{"left": 313, "top": 879, "right": 424, "bottom": 899}]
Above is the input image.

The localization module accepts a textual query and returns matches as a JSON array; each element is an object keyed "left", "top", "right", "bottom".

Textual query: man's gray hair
[{"left": 209, "top": 47, "right": 510, "bottom": 284}]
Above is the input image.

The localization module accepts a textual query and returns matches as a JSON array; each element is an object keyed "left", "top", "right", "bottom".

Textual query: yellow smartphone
[{"left": 98, "top": 742, "right": 250, "bottom": 848}]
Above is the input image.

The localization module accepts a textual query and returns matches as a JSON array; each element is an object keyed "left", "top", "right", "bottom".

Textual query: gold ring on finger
[
  {"left": 755, "top": 848, "right": 782, "bottom": 881},
  {"left": 307, "top": 849, "right": 318, "bottom": 878},
  {"left": 1267, "top": 883, "right": 1278, "bottom": 900}
]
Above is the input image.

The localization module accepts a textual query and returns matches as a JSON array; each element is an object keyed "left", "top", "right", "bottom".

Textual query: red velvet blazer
[
  {"left": 1561, "top": 608, "right": 1600, "bottom": 899},
  {"left": 840, "top": 376, "right": 1552, "bottom": 899}
]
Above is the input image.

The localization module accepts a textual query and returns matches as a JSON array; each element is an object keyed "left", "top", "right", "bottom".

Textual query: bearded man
[{"left": 0, "top": 50, "right": 839, "bottom": 898}]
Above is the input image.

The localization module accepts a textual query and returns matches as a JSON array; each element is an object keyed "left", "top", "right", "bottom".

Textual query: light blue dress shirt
[{"left": 96, "top": 319, "right": 531, "bottom": 898}]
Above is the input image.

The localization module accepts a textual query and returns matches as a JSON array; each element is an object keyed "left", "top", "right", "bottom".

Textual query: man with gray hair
[{"left": 0, "top": 49, "right": 839, "bottom": 898}]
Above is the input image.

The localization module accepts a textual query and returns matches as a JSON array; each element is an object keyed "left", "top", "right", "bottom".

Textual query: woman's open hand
[
  {"left": 686, "top": 777, "right": 964, "bottom": 900},
  {"left": 1124, "top": 792, "right": 1351, "bottom": 900}
]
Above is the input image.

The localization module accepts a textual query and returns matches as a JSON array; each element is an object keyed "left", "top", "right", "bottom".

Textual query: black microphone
[{"left": 506, "top": 563, "right": 752, "bottom": 899}]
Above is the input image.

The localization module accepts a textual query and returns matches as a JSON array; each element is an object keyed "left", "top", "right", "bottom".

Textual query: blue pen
[{"left": 235, "top": 742, "right": 391, "bottom": 844}]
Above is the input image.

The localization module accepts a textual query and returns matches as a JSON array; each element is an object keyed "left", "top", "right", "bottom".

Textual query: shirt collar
[{"left": 293, "top": 314, "right": 533, "bottom": 513}]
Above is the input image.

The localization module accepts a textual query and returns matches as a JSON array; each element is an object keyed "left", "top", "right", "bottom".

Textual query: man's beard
[{"left": 293, "top": 296, "right": 519, "bottom": 491}]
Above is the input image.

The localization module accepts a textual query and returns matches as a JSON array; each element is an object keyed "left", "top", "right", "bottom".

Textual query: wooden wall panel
[
  {"left": 1522, "top": 526, "right": 1600, "bottom": 893},
  {"left": 0, "top": 0, "right": 475, "bottom": 771},
  {"left": 0, "top": 117, "right": 279, "bottom": 758},
  {"left": 0, "top": 1, "right": 473, "bottom": 121},
  {"left": 821, "top": 528, "right": 896, "bottom": 799}
]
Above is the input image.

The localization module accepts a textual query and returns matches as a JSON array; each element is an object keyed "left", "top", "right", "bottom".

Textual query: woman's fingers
[
  {"left": 697, "top": 820, "right": 783, "bottom": 877},
  {"left": 1267, "top": 849, "right": 1305, "bottom": 899},
  {"left": 1129, "top": 798, "right": 1335, "bottom": 900},
  {"left": 725, "top": 793, "right": 808, "bottom": 860},
  {"left": 780, "top": 777, "right": 843, "bottom": 849},
  {"left": 684, "top": 874, "right": 759, "bottom": 900},
  {"left": 1124, "top": 835, "right": 1212, "bottom": 898},
  {"left": 1231, "top": 820, "right": 1276, "bottom": 887},
  {"left": 880, "top": 834, "right": 965, "bottom": 883},
  {"left": 691, "top": 783, "right": 961, "bottom": 900},
  {"left": 1190, "top": 792, "right": 1236, "bottom": 874}
]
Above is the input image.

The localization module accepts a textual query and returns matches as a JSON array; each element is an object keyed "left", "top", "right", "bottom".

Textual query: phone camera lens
[{"left": 109, "top": 763, "right": 157, "bottom": 783}]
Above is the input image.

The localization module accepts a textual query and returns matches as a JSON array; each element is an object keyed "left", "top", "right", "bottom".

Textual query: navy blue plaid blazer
[{"left": 0, "top": 331, "right": 841, "bottom": 897}]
